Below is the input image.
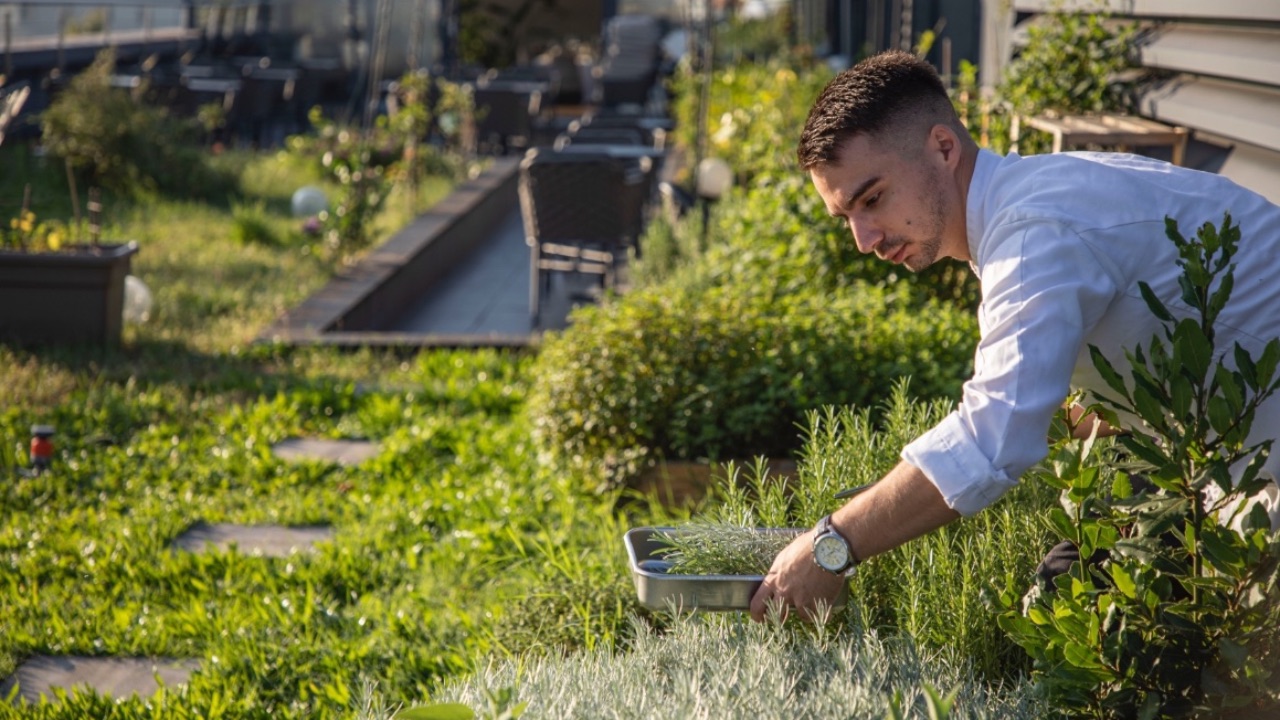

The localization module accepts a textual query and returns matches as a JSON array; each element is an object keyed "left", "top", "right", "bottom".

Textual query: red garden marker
[{"left": 30, "top": 425, "right": 54, "bottom": 473}]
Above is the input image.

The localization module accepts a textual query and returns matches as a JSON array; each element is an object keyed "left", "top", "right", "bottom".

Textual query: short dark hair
[{"left": 797, "top": 50, "right": 956, "bottom": 169}]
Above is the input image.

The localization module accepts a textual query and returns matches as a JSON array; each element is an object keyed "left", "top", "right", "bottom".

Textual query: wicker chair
[
  {"left": 474, "top": 80, "right": 543, "bottom": 155},
  {"left": 519, "top": 148, "right": 653, "bottom": 323}
]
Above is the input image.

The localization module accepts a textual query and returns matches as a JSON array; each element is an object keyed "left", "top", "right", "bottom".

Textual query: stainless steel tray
[{"left": 625, "top": 526, "right": 802, "bottom": 612}]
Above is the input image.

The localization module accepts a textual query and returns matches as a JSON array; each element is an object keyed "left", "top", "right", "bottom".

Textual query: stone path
[
  {"left": 271, "top": 437, "right": 380, "bottom": 466},
  {"left": 3, "top": 435, "right": 359, "bottom": 704},
  {"left": 1, "top": 656, "right": 200, "bottom": 706},
  {"left": 172, "top": 521, "right": 334, "bottom": 558}
]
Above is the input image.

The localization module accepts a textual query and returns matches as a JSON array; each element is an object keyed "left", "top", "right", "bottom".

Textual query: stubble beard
[{"left": 899, "top": 168, "right": 950, "bottom": 273}]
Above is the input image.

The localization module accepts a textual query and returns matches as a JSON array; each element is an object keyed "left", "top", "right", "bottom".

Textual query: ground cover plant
[
  {"left": 0, "top": 137, "right": 647, "bottom": 718},
  {"left": 416, "top": 386, "right": 1053, "bottom": 717}
]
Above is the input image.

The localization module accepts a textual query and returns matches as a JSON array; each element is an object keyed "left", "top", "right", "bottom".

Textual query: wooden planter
[{"left": 0, "top": 242, "right": 138, "bottom": 347}]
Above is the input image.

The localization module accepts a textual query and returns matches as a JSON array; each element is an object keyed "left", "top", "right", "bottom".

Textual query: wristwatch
[{"left": 812, "top": 514, "right": 860, "bottom": 577}]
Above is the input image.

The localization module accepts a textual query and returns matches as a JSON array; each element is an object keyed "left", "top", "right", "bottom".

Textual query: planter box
[{"left": 0, "top": 242, "right": 138, "bottom": 347}]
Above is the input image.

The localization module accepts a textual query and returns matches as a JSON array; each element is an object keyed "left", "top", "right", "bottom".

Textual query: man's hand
[
  {"left": 747, "top": 460, "right": 961, "bottom": 624},
  {"left": 748, "top": 530, "right": 845, "bottom": 623}
]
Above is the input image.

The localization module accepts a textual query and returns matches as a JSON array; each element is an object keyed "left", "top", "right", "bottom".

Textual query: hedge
[{"left": 527, "top": 277, "right": 976, "bottom": 468}]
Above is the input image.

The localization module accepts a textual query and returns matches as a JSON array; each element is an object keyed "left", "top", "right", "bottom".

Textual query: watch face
[{"left": 814, "top": 534, "right": 850, "bottom": 571}]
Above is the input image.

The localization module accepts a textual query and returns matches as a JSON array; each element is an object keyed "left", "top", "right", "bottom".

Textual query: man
[{"left": 749, "top": 49, "right": 1280, "bottom": 623}]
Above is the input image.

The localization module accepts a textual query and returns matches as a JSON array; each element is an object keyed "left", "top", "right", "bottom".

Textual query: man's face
[{"left": 809, "top": 129, "right": 964, "bottom": 272}]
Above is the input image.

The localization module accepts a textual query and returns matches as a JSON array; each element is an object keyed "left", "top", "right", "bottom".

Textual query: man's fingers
[{"left": 749, "top": 581, "right": 773, "bottom": 622}]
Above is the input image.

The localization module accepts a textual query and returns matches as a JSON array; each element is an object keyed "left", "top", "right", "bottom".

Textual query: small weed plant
[{"left": 996, "top": 214, "right": 1280, "bottom": 716}]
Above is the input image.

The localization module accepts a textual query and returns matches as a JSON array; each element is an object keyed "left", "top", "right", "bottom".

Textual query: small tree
[
  {"left": 40, "top": 48, "right": 203, "bottom": 197},
  {"left": 997, "top": 214, "right": 1280, "bottom": 717}
]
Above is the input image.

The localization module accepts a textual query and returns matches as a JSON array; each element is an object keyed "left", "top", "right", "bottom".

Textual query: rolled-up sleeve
[{"left": 904, "top": 220, "right": 1119, "bottom": 516}]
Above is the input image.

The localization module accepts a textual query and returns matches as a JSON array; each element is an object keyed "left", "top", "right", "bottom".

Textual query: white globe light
[
  {"left": 291, "top": 186, "right": 329, "bottom": 218},
  {"left": 123, "top": 275, "right": 153, "bottom": 324},
  {"left": 742, "top": 0, "right": 770, "bottom": 20},
  {"left": 696, "top": 157, "right": 733, "bottom": 200}
]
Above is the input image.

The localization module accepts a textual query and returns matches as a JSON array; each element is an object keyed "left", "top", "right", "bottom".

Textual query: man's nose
[{"left": 848, "top": 217, "right": 881, "bottom": 254}]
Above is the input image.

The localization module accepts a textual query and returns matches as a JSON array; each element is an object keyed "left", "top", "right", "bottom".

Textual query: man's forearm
[
  {"left": 748, "top": 459, "right": 961, "bottom": 622},
  {"left": 830, "top": 460, "right": 960, "bottom": 561}
]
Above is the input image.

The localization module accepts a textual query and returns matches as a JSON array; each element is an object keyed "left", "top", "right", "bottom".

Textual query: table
[{"left": 1012, "top": 112, "right": 1190, "bottom": 166}]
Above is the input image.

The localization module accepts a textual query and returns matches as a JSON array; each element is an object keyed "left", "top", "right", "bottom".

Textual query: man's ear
[{"left": 929, "top": 124, "right": 962, "bottom": 170}]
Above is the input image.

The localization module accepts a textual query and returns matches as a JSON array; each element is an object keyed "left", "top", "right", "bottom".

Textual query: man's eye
[{"left": 865, "top": 193, "right": 880, "bottom": 208}]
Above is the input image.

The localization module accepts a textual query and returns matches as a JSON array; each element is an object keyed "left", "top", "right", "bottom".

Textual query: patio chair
[
  {"left": 553, "top": 125, "right": 647, "bottom": 149},
  {"left": 519, "top": 148, "right": 653, "bottom": 323},
  {"left": 473, "top": 80, "right": 543, "bottom": 155}
]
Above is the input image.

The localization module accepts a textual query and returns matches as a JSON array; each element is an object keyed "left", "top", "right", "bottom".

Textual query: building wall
[{"left": 985, "top": 0, "right": 1280, "bottom": 203}]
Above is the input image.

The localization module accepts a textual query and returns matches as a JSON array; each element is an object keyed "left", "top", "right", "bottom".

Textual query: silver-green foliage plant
[
  {"left": 997, "top": 214, "right": 1280, "bottom": 716},
  {"left": 427, "top": 612, "right": 1047, "bottom": 720}
]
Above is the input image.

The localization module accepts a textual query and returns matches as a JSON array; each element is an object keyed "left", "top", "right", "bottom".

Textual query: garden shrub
[
  {"left": 997, "top": 215, "right": 1280, "bottom": 715},
  {"left": 40, "top": 49, "right": 226, "bottom": 198},
  {"left": 527, "top": 277, "right": 976, "bottom": 472},
  {"left": 997, "top": 9, "right": 1138, "bottom": 155}
]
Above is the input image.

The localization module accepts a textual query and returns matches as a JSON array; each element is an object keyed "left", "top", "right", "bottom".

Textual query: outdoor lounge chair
[{"left": 519, "top": 148, "right": 653, "bottom": 324}]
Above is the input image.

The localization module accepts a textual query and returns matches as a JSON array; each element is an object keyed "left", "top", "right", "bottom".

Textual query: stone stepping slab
[
  {"left": 172, "top": 521, "right": 333, "bottom": 558},
  {"left": 2, "top": 655, "right": 199, "bottom": 706},
  {"left": 271, "top": 437, "right": 380, "bottom": 466}
]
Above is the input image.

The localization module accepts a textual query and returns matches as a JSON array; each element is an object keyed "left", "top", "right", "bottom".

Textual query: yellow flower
[
  {"left": 18, "top": 218, "right": 33, "bottom": 233},
  {"left": 46, "top": 232, "right": 62, "bottom": 251}
]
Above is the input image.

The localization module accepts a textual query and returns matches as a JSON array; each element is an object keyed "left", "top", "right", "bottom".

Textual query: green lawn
[
  {"left": 1, "top": 140, "right": 1052, "bottom": 719},
  {"left": 0, "top": 147, "right": 648, "bottom": 718}
]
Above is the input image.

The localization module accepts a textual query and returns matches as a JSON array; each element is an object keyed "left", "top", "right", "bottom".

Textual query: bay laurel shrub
[
  {"left": 997, "top": 216, "right": 1280, "bottom": 715},
  {"left": 527, "top": 277, "right": 976, "bottom": 471}
]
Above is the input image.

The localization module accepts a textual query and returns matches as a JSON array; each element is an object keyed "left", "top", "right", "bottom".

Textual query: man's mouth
[{"left": 880, "top": 243, "right": 907, "bottom": 264}]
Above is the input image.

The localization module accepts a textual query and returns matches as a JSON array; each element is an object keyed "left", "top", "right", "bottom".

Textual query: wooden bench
[{"left": 1012, "top": 112, "right": 1190, "bottom": 166}]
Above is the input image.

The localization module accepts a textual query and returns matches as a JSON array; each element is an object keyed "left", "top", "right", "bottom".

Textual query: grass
[
  {"left": 0, "top": 143, "right": 649, "bottom": 718},
  {"left": 1, "top": 140, "right": 1056, "bottom": 718}
]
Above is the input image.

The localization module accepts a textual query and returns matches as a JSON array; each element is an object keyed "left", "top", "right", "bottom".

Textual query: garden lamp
[{"left": 696, "top": 157, "right": 733, "bottom": 249}]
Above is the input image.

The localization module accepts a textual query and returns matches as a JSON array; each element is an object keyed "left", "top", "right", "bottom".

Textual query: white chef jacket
[{"left": 903, "top": 149, "right": 1280, "bottom": 519}]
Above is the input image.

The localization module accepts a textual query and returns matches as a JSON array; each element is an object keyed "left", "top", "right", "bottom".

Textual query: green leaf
[
  {"left": 1215, "top": 365, "right": 1245, "bottom": 414},
  {"left": 1207, "top": 271, "right": 1234, "bottom": 321},
  {"left": 1172, "top": 319, "right": 1212, "bottom": 382},
  {"left": 1219, "top": 637, "right": 1250, "bottom": 671},
  {"left": 1257, "top": 338, "right": 1280, "bottom": 388},
  {"left": 1201, "top": 526, "right": 1246, "bottom": 576},
  {"left": 1131, "top": 385, "right": 1167, "bottom": 432},
  {"left": 1113, "top": 538, "right": 1163, "bottom": 564},
  {"left": 397, "top": 705, "right": 476, "bottom": 720},
  {"left": 1164, "top": 215, "right": 1187, "bottom": 247},
  {"left": 1207, "top": 395, "right": 1234, "bottom": 437},
  {"left": 1089, "top": 344, "right": 1131, "bottom": 399},
  {"left": 1235, "top": 343, "right": 1259, "bottom": 391},
  {"left": 1137, "top": 282, "right": 1174, "bottom": 322},
  {"left": 1109, "top": 564, "right": 1137, "bottom": 599},
  {"left": 922, "top": 684, "right": 958, "bottom": 720},
  {"left": 1048, "top": 507, "right": 1077, "bottom": 542},
  {"left": 1064, "top": 641, "right": 1102, "bottom": 669},
  {"left": 1178, "top": 274, "right": 1198, "bottom": 308},
  {"left": 1169, "top": 374, "right": 1193, "bottom": 422}
]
